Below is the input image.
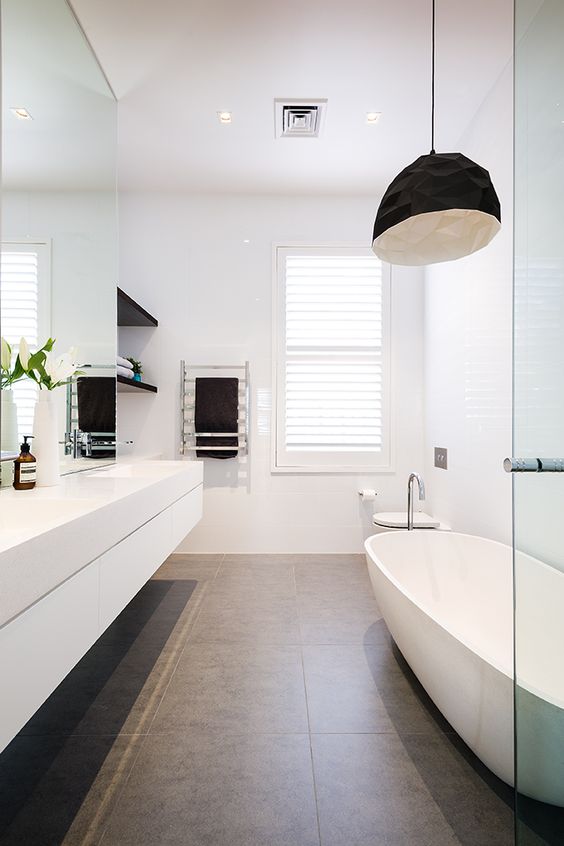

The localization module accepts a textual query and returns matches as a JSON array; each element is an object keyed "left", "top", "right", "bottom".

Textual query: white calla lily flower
[
  {"left": 44, "top": 349, "right": 78, "bottom": 385},
  {"left": 19, "top": 337, "right": 30, "bottom": 370},
  {"left": 0, "top": 337, "right": 11, "bottom": 371}
]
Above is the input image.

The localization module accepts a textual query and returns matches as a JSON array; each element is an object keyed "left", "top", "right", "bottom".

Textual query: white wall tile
[
  {"left": 423, "top": 61, "right": 513, "bottom": 544},
  {"left": 118, "top": 194, "right": 425, "bottom": 552}
]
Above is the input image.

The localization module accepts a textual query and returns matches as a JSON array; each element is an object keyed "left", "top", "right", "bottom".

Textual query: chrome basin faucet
[{"left": 407, "top": 473, "right": 425, "bottom": 531}]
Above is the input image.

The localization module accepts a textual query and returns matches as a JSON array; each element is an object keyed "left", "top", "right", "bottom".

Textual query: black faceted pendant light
[{"left": 372, "top": 0, "right": 501, "bottom": 266}]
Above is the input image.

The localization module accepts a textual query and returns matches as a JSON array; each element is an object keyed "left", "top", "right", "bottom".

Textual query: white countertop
[{"left": 0, "top": 459, "right": 203, "bottom": 627}]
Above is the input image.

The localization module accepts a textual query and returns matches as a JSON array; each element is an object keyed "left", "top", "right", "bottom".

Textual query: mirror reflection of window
[
  {"left": 0, "top": 242, "right": 50, "bottom": 442},
  {"left": 1, "top": 0, "right": 118, "bottom": 475}
]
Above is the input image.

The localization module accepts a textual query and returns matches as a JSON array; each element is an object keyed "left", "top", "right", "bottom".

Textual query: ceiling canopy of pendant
[{"left": 372, "top": 152, "right": 501, "bottom": 266}]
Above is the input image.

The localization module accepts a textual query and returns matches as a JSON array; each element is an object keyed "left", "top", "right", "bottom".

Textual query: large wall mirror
[{"left": 0, "top": 0, "right": 117, "bottom": 484}]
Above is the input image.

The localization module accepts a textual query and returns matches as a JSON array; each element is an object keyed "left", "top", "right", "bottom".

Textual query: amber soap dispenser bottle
[{"left": 13, "top": 436, "right": 37, "bottom": 490}]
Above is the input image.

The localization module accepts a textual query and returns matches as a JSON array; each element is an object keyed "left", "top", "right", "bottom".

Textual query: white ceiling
[{"left": 71, "top": 0, "right": 514, "bottom": 194}]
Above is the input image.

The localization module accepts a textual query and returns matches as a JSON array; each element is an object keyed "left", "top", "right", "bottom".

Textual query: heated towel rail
[
  {"left": 64, "top": 364, "right": 116, "bottom": 458},
  {"left": 179, "top": 360, "right": 249, "bottom": 456}
]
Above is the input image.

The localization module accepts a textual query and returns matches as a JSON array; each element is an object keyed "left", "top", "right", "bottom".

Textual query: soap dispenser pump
[{"left": 13, "top": 436, "right": 37, "bottom": 490}]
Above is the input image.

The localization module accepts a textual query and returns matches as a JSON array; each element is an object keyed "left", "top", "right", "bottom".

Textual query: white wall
[
  {"left": 423, "top": 61, "right": 513, "bottom": 544},
  {"left": 2, "top": 191, "right": 117, "bottom": 364},
  {"left": 118, "top": 193, "right": 425, "bottom": 552}
]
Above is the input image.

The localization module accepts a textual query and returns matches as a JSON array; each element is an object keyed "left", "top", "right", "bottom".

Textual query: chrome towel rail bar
[{"left": 503, "top": 457, "right": 564, "bottom": 473}]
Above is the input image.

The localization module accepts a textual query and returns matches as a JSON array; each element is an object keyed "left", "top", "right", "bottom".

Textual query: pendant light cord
[{"left": 430, "top": 0, "right": 436, "bottom": 154}]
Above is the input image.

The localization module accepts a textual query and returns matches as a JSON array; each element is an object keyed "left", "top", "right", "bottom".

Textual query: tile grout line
[
  {"left": 294, "top": 563, "right": 323, "bottom": 846},
  {"left": 96, "top": 554, "right": 225, "bottom": 845},
  {"left": 213, "top": 552, "right": 226, "bottom": 580}
]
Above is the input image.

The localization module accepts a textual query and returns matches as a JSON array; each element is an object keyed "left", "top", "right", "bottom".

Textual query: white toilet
[{"left": 372, "top": 511, "right": 449, "bottom": 531}]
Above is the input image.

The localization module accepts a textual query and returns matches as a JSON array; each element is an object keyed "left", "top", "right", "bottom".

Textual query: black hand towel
[
  {"left": 195, "top": 377, "right": 239, "bottom": 459},
  {"left": 77, "top": 376, "right": 116, "bottom": 434}
]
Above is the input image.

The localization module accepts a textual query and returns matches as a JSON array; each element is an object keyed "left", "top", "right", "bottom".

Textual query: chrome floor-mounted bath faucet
[{"left": 407, "top": 473, "right": 425, "bottom": 531}]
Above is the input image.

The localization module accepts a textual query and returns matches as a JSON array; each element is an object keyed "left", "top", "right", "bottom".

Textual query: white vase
[
  {"left": 1, "top": 389, "right": 19, "bottom": 454},
  {"left": 33, "top": 390, "right": 60, "bottom": 487}
]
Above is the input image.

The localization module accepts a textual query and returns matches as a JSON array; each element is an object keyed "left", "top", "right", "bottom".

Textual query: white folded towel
[
  {"left": 117, "top": 355, "right": 133, "bottom": 369},
  {"left": 117, "top": 365, "right": 134, "bottom": 378}
]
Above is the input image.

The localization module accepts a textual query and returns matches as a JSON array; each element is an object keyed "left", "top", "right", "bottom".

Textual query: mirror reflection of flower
[{"left": 19, "top": 337, "right": 82, "bottom": 390}]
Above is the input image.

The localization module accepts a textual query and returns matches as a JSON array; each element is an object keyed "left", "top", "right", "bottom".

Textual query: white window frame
[
  {"left": 272, "top": 244, "right": 392, "bottom": 474},
  {"left": 1, "top": 240, "right": 52, "bottom": 441},
  {"left": 1, "top": 240, "right": 51, "bottom": 340}
]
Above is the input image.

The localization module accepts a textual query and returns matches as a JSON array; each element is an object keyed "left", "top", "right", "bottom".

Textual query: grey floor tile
[
  {"left": 370, "top": 643, "right": 456, "bottom": 736},
  {"left": 295, "top": 562, "right": 374, "bottom": 599},
  {"left": 303, "top": 645, "right": 395, "bottom": 733},
  {"left": 513, "top": 791, "right": 564, "bottom": 846},
  {"left": 166, "top": 553, "right": 225, "bottom": 563},
  {"left": 312, "top": 733, "right": 460, "bottom": 846},
  {"left": 102, "top": 579, "right": 199, "bottom": 647},
  {"left": 22, "top": 640, "right": 182, "bottom": 737},
  {"left": 298, "top": 597, "right": 384, "bottom": 645},
  {"left": 208, "top": 566, "right": 296, "bottom": 599},
  {"left": 191, "top": 593, "right": 301, "bottom": 643},
  {"left": 102, "top": 733, "right": 320, "bottom": 846},
  {"left": 22, "top": 581, "right": 198, "bottom": 738},
  {"left": 221, "top": 554, "right": 297, "bottom": 570},
  {"left": 0, "top": 734, "right": 144, "bottom": 846},
  {"left": 152, "top": 556, "right": 222, "bottom": 581},
  {"left": 150, "top": 642, "right": 309, "bottom": 734},
  {"left": 399, "top": 733, "right": 514, "bottom": 846},
  {"left": 515, "top": 823, "right": 550, "bottom": 846},
  {"left": 292, "top": 554, "right": 365, "bottom": 567}
]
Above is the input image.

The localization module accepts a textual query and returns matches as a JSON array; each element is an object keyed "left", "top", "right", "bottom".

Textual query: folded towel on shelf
[
  {"left": 117, "top": 365, "right": 134, "bottom": 379},
  {"left": 117, "top": 355, "right": 133, "bottom": 369},
  {"left": 195, "top": 377, "right": 239, "bottom": 459}
]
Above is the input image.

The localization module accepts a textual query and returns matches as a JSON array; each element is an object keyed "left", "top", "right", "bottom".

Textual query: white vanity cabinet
[
  {"left": 0, "top": 561, "right": 100, "bottom": 751},
  {"left": 0, "top": 462, "right": 203, "bottom": 753}
]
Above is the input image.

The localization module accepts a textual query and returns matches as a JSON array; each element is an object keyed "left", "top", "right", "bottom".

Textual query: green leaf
[
  {"left": 12, "top": 358, "right": 25, "bottom": 379},
  {"left": 28, "top": 350, "right": 46, "bottom": 370}
]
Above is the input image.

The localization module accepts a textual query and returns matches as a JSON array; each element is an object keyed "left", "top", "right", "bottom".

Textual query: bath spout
[{"left": 407, "top": 472, "right": 425, "bottom": 531}]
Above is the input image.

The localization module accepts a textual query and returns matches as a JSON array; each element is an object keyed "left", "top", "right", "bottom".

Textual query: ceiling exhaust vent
[{"left": 274, "top": 99, "right": 327, "bottom": 138}]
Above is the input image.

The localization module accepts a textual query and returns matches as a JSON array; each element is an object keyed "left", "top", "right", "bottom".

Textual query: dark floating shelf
[
  {"left": 117, "top": 375, "right": 158, "bottom": 393},
  {"left": 117, "top": 287, "right": 158, "bottom": 327}
]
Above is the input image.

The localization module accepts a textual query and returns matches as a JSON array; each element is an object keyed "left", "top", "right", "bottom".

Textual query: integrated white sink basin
[{"left": 86, "top": 461, "right": 185, "bottom": 480}]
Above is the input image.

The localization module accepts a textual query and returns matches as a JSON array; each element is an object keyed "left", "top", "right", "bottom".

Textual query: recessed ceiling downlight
[
  {"left": 217, "top": 111, "right": 232, "bottom": 124},
  {"left": 366, "top": 112, "right": 381, "bottom": 125},
  {"left": 11, "top": 107, "right": 33, "bottom": 120}
]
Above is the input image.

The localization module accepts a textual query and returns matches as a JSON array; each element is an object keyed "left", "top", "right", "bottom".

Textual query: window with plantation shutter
[
  {"left": 274, "top": 246, "right": 391, "bottom": 471},
  {"left": 1, "top": 243, "right": 50, "bottom": 442}
]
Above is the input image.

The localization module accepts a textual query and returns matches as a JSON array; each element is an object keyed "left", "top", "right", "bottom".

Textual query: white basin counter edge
[{"left": 0, "top": 460, "right": 203, "bottom": 627}]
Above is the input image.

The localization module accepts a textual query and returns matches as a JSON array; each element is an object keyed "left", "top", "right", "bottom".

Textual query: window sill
[{"left": 270, "top": 464, "right": 395, "bottom": 475}]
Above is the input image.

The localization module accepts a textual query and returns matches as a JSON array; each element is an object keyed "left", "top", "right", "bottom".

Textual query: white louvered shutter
[
  {"left": 275, "top": 247, "right": 391, "bottom": 471},
  {"left": 1, "top": 244, "right": 49, "bottom": 441}
]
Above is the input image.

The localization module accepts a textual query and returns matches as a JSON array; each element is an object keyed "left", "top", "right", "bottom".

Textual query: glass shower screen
[{"left": 514, "top": 0, "right": 564, "bottom": 842}]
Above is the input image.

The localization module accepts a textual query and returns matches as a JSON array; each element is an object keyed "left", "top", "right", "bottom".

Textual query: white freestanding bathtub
[{"left": 365, "top": 530, "right": 564, "bottom": 807}]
